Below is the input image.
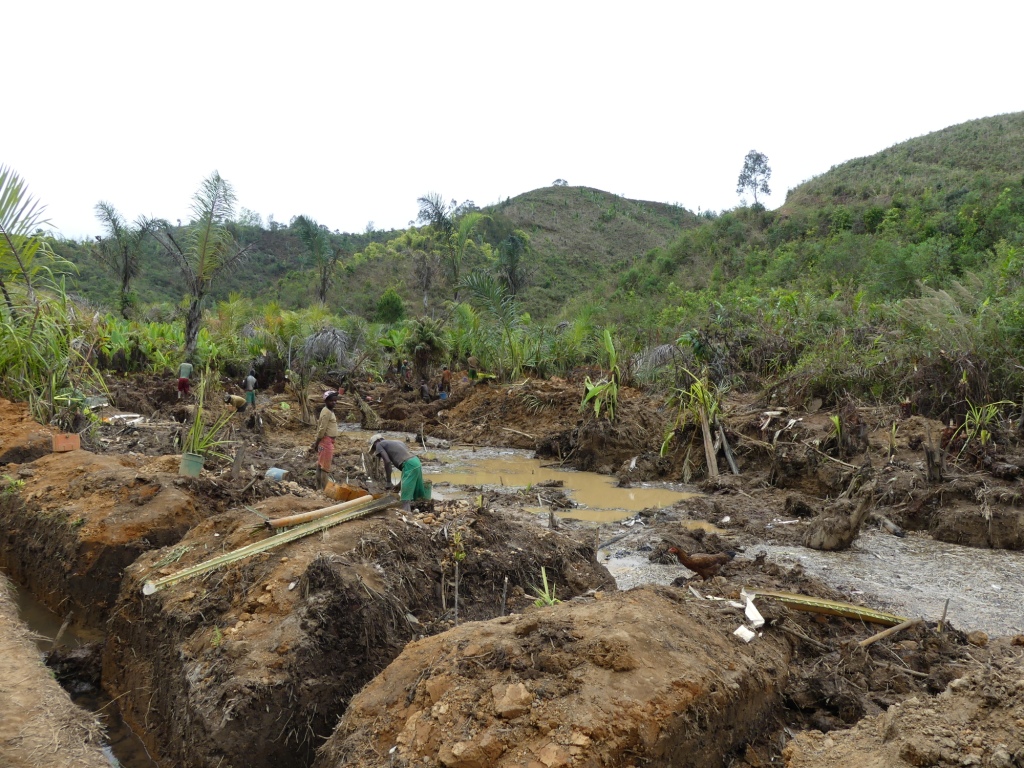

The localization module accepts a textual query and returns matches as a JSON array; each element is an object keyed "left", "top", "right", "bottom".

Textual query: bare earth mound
[
  {"left": 783, "top": 650, "right": 1024, "bottom": 767},
  {"left": 317, "top": 585, "right": 790, "bottom": 768}
]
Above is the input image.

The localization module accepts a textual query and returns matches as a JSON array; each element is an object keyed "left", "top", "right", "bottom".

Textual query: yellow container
[{"left": 324, "top": 481, "right": 371, "bottom": 502}]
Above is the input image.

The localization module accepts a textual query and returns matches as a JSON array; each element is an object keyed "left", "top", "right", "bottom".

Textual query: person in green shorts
[
  {"left": 242, "top": 369, "right": 257, "bottom": 407},
  {"left": 369, "top": 434, "right": 428, "bottom": 512}
]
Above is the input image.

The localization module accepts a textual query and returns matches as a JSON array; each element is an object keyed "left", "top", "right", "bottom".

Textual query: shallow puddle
[
  {"left": 426, "top": 447, "right": 697, "bottom": 523},
  {"left": 757, "top": 530, "right": 1024, "bottom": 637}
]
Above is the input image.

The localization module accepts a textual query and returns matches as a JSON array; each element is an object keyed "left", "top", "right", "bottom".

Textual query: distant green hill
[
  {"left": 786, "top": 111, "right": 1024, "bottom": 212},
  {"left": 54, "top": 112, "right": 1024, "bottom": 331},
  {"left": 55, "top": 185, "right": 699, "bottom": 322}
]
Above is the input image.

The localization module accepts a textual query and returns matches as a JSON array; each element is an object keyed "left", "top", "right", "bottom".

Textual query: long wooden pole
[
  {"left": 858, "top": 617, "right": 924, "bottom": 648},
  {"left": 264, "top": 493, "right": 374, "bottom": 529}
]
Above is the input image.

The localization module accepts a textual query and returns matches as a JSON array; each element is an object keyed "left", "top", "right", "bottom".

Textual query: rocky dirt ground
[{"left": 0, "top": 372, "right": 1023, "bottom": 768}]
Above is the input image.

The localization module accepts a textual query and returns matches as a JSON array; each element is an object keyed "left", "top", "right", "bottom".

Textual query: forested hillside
[{"left": 31, "top": 110, "right": 1024, "bottom": 422}]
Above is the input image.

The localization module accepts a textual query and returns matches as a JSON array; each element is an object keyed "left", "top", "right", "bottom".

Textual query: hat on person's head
[
  {"left": 369, "top": 434, "right": 383, "bottom": 448},
  {"left": 324, "top": 390, "right": 338, "bottom": 401}
]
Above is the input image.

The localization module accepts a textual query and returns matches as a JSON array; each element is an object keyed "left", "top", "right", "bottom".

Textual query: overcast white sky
[{"left": 5, "top": 2, "right": 1022, "bottom": 239}]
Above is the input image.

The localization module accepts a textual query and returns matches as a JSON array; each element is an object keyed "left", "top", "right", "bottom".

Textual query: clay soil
[{"left": 1, "top": 373, "right": 1023, "bottom": 768}]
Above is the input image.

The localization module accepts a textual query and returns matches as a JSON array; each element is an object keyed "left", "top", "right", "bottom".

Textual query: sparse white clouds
[{"left": 5, "top": 1, "right": 1022, "bottom": 238}]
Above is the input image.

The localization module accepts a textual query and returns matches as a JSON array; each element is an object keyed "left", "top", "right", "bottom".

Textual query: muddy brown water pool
[
  {"left": 341, "top": 428, "right": 699, "bottom": 522},
  {"left": 425, "top": 445, "right": 698, "bottom": 522},
  {"left": 8, "top": 575, "right": 158, "bottom": 768}
]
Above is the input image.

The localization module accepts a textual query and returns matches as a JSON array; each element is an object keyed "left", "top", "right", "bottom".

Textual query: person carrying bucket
[
  {"left": 369, "top": 434, "right": 428, "bottom": 512},
  {"left": 312, "top": 390, "right": 339, "bottom": 489}
]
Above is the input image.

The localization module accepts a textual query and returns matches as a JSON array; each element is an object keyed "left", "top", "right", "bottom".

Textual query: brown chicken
[{"left": 666, "top": 547, "right": 736, "bottom": 581}]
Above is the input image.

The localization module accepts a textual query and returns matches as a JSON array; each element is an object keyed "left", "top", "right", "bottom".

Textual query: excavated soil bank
[
  {"left": 0, "top": 397, "right": 55, "bottom": 465},
  {"left": 0, "top": 450, "right": 200, "bottom": 624},
  {"left": 783, "top": 648, "right": 1024, "bottom": 767},
  {"left": 317, "top": 586, "right": 790, "bottom": 768},
  {"left": 0, "top": 577, "right": 110, "bottom": 768},
  {"left": 103, "top": 498, "right": 611, "bottom": 768}
]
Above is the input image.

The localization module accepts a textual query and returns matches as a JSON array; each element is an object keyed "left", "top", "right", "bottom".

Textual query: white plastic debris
[
  {"left": 720, "top": 515, "right": 731, "bottom": 524},
  {"left": 744, "top": 598, "right": 765, "bottom": 629},
  {"left": 288, "top": 581, "right": 297, "bottom": 591},
  {"left": 734, "top": 625, "right": 756, "bottom": 643}
]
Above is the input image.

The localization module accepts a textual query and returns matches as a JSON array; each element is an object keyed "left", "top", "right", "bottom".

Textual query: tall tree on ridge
[
  {"left": 736, "top": 150, "right": 772, "bottom": 205},
  {"left": 153, "top": 171, "right": 251, "bottom": 358},
  {"left": 293, "top": 214, "right": 340, "bottom": 304},
  {"left": 93, "top": 202, "right": 157, "bottom": 318}
]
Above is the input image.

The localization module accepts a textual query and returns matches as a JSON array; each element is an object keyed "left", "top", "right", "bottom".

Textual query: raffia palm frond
[
  {"left": 633, "top": 343, "right": 683, "bottom": 372},
  {"left": 302, "top": 327, "right": 351, "bottom": 368}
]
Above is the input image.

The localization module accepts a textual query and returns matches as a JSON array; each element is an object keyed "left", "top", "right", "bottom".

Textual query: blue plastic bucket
[
  {"left": 179, "top": 452, "right": 204, "bottom": 477},
  {"left": 265, "top": 467, "right": 290, "bottom": 482},
  {"left": 438, "top": 392, "right": 448, "bottom": 400}
]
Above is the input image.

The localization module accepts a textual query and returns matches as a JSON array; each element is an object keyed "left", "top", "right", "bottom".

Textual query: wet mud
[{"left": 2, "top": 379, "right": 1024, "bottom": 768}]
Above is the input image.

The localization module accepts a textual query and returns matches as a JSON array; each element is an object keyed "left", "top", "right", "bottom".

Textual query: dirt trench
[
  {"left": 0, "top": 451, "right": 200, "bottom": 623},
  {"left": 101, "top": 498, "right": 612, "bottom": 768},
  {"left": 0, "top": 577, "right": 110, "bottom": 768}
]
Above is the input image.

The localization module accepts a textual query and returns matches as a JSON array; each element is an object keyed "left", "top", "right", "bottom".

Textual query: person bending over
[{"left": 369, "top": 434, "right": 428, "bottom": 512}]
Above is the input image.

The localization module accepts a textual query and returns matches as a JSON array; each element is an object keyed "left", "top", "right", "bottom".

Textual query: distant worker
[
  {"left": 313, "top": 390, "right": 339, "bottom": 489},
  {"left": 419, "top": 380, "right": 433, "bottom": 402},
  {"left": 369, "top": 434, "right": 429, "bottom": 512},
  {"left": 224, "top": 393, "right": 248, "bottom": 412},
  {"left": 467, "top": 355, "right": 479, "bottom": 380},
  {"left": 242, "top": 369, "right": 258, "bottom": 407},
  {"left": 439, "top": 366, "right": 451, "bottom": 394},
  {"left": 177, "top": 360, "right": 193, "bottom": 399}
]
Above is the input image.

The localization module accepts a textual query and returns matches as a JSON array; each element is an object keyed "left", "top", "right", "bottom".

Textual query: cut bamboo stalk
[
  {"left": 142, "top": 495, "right": 399, "bottom": 595},
  {"left": 699, "top": 406, "right": 719, "bottom": 479},
  {"left": 265, "top": 494, "right": 376, "bottom": 529},
  {"left": 858, "top": 617, "right": 924, "bottom": 648},
  {"left": 746, "top": 588, "right": 908, "bottom": 626},
  {"left": 717, "top": 421, "right": 740, "bottom": 476}
]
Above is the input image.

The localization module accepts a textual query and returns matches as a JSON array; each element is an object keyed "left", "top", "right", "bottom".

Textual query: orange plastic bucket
[{"left": 324, "top": 481, "right": 371, "bottom": 502}]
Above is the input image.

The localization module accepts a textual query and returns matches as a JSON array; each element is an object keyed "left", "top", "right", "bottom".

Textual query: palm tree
[
  {"left": 450, "top": 211, "right": 487, "bottom": 301},
  {"left": 417, "top": 194, "right": 487, "bottom": 302},
  {"left": 497, "top": 230, "right": 533, "bottom": 299},
  {"left": 293, "top": 215, "right": 340, "bottom": 304},
  {"left": 0, "top": 164, "right": 53, "bottom": 312},
  {"left": 406, "top": 316, "right": 448, "bottom": 383},
  {"left": 153, "top": 172, "right": 252, "bottom": 359},
  {"left": 464, "top": 271, "right": 524, "bottom": 380},
  {"left": 93, "top": 202, "right": 157, "bottom": 318}
]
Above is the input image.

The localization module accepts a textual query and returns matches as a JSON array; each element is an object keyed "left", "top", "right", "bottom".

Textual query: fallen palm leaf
[{"left": 745, "top": 588, "right": 907, "bottom": 626}]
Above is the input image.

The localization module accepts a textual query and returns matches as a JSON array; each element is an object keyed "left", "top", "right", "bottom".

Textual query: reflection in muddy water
[
  {"left": 427, "top": 446, "right": 697, "bottom": 523},
  {"left": 759, "top": 530, "right": 1024, "bottom": 637},
  {"left": 7, "top": 577, "right": 158, "bottom": 768}
]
